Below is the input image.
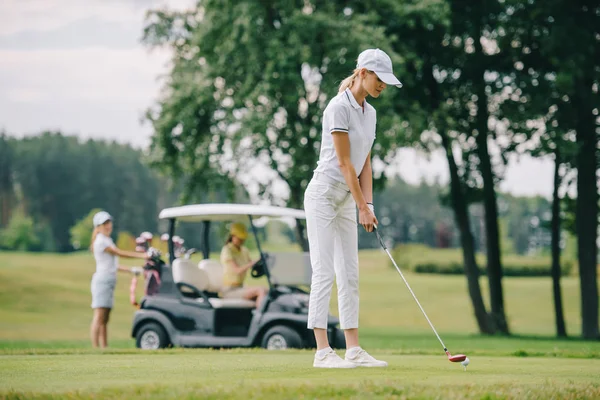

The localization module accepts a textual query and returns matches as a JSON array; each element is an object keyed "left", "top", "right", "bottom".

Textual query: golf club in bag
[{"left": 372, "top": 225, "right": 469, "bottom": 368}]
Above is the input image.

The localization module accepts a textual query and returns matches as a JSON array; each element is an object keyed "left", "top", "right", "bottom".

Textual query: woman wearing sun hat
[
  {"left": 220, "top": 222, "right": 268, "bottom": 310},
  {"left": 89, "top": 210, "right": 149, "bottom": 348},
  {"left": 304, "top": 48, "right": 403, "bottom": 368}
]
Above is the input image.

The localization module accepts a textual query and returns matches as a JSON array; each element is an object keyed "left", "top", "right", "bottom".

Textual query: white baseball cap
[
  {"left": 93, "top": 211, "right": 112, "bottom": 227},
  {"left": 357, "top": 48, "right": 403, "bottom": 88}
]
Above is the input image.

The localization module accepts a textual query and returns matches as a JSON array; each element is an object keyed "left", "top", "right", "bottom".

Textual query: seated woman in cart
[{"left": 219, "top": 222, "right": 268, "bottom": 310}]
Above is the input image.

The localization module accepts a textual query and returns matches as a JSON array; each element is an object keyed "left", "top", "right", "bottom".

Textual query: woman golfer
[
  {"left": 304, "top": 48, "right": 402, "bottom": 368},
  {"left": 89, "top": 211, "right": 147, "bottom": 348}
]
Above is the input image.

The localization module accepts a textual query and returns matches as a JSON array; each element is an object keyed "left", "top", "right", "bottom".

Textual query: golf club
[{"left": 372, "top": 225, "right": 468, "bottom": 365}]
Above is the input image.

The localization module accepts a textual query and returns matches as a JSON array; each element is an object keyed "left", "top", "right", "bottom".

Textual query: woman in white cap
[
  {"left": 304, "top": 48, "right": 402, "bottom": 368},
  {"left": 89, "top": 210, "right": 148, "bottom": 348}
]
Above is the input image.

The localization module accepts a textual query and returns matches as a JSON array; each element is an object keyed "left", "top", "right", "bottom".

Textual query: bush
[
  {"left": 116, "top": 231, "right": 136, "bottom": 252},
  {"left": 0, "top": 210, "right": 40, "bottom": 251},
  {"left": 150, "top": 237, "right": 168, "bottom": 255},
  {"left": 70, "top": 208, "right": 102, "bottom": 250},
  {"left": 391, "top": 244, "right": 574, "bottom": 277}
]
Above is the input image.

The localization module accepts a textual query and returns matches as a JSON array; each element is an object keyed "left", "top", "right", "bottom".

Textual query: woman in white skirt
[
  {"left": 304, "top": 49, "right": 402, "bottom": 368},
  {"left": 90, "top": 211, "right": 147, "bottom": 348}
]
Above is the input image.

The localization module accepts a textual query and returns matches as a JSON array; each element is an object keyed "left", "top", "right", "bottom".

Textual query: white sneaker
[
  {"left": 313, "top": 348, "right": 357, "bottom": 368},
  {"left": 345, "top": 348, "right": 388, "bottom": 367}
]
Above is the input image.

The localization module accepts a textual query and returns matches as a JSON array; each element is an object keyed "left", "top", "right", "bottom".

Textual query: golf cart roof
[{"left": 158, "top": 203, "right": 306, "bottom": 222}]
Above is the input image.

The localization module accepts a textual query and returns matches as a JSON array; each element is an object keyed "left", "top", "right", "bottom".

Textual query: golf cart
[{"left": 131, "top": 203, "right": 346, "bottom": 350}]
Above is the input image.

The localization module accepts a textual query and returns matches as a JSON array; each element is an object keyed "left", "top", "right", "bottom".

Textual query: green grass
[
  {"left": 1, "top": 250, "right": 600, "bottom": 399},
  {"left": 0, "top": 250, "right": 593, "bottom": 340},
  {"left": 391, "top": 243, "right": 576, "bottom": 276},
  {"left": 2, "top": 350, "right": 600, "bottom": 399}
]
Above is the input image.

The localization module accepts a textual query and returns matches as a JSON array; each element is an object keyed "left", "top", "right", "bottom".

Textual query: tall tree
[
  {"left": 12, "top": 133, "right": 163, "bottom": 252},
  {"left": 445, "top": 0, "right": 510, "bottom": 334},
  {"left": 14, "top": 133, "right": 87, "bottom": 251},
  {"left": 0, "top": 133, "right": 15, "bottom": 228},
  {"left": 142, "top": 0, "right": 411, "bottom": 250},
  {"left": 345, "top": 0, "right": 494, "bottom": 334},
  {"left": 550, "top": 145, "right": 567, "bottom": 337},
  {"left": 440, "top": 129, "right": 494, "bottom": 334},
  {"left": 501, "top": 0, "right": 599, "bottom": 339}
]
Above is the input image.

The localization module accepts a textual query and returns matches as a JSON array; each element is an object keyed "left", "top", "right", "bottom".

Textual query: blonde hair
[
  {"left": 338, "top": 69, "right": 360, "bottom": 93},
  {"left": 90, "top": 226, "right": 100, "bottom": 252}
]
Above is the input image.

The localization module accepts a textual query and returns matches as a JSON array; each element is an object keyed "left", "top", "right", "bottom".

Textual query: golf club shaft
[{"left": 374, "top": 228, "right": 448, "bottom": 352}]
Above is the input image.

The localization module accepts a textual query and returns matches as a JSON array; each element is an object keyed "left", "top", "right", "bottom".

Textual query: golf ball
[{"left": 461, "top": 357, "right": 470, "bottom": 367}]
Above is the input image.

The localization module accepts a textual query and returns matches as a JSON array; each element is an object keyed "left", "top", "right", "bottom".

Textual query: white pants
[{"left": 304, "top": 173, "right": 359, "bottom": 330}]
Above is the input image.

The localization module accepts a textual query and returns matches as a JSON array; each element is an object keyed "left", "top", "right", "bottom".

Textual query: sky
[{"left": 0, "top": 0, "right": 555, "bottom": 199}]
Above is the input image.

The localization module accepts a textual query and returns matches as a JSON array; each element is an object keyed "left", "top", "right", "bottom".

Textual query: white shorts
[{"left": 91, "top": 273, "right": 117, "bottom": 309}]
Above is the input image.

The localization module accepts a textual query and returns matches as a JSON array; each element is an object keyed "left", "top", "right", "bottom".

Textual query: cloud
[
  {"left": 0, "top": 0, "right": 554, "bottom": 198},
  {"left": 0, "top": 46, "right": 173, "bottom": 147},
  {"left": 0, "top": 0, "right": 196, "bottom": 36},
  {"left": 0, "top": 0, "right": 195, "bottom": 148},
  {"left": 0, "top": 17, "right": 141, "bottom": 50},
  {"left": 0, "top": 0, "right": 136, "bottom": 36},
  {"left": 0, "top": 47, "right": 171, "bottom": 102}
]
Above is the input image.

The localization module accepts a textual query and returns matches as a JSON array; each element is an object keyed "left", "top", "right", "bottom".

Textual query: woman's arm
[
  {"left": 332, "top": 133, "right": 369, "bottom": 210},
  {"left": 332, "top": 133, "right": 378, "bottom": 231},
  {"left": 105, "top": 246, "right": 148, "bottom": 260},
  {"left": 358, "top": 152, "right": 374, "bottom": 206},
  {"left": 117, "top": 265, "right": 142, "bottom": 274},
  {"left": 224, "top": 259, "right": 255, "bottom": 276}
]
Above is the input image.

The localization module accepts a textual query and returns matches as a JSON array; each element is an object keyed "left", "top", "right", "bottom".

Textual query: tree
[
  {"left": 142, "top": 0, "right": 410, "bottom": 250},
  {"left": 12, "top": 133, "right": 163, "bottom": 252},
  {"left": 500, "top": 0, "right": 599, "bottom": 339},
  {"left": 549, "top": 146, "right": 567, "bottom": 337},
  {"left": 0, "top": 133, "right": 15, "bottom": 228},
  {"left": 442, "top": 0, "right": 511, "bottom": 335},
  {"left": 345, "top": 0, "right": 495, "bottom": 334},
  {"left": 496, "top": 7, "right": 571, "bottom": 338},
  {"left": 440, "top": 130, "right": 494, "bottom": 334},
  {"left": 14, "top": 133, "right": 88, "bottom": 252}
]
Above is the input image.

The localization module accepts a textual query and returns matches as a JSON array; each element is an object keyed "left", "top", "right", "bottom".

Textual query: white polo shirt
[
  {"left": 93, "top": 233, "right": 118, "bottom": 276},
  {"left": 314, "top": 88, "right": 376, "bottom": 183}
]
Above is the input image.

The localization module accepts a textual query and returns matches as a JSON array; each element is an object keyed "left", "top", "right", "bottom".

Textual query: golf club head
[{"left": 448, "top": 354, "right": 467, "bottom": 362}]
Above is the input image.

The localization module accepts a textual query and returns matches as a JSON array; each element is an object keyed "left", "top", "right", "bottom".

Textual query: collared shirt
[
  {"left": 93, "top": 233, "right": 118, "bottom": 276},
  {"left": 314, "top": 88, "right": 376, "bottom": 183}
]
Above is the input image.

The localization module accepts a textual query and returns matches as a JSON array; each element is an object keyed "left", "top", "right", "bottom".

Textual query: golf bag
[{"left": 130, "top": 249, "right": 165, "bottom": 308}]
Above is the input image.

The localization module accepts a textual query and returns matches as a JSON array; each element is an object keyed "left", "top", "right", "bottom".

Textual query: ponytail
[
  {"left": 226, "top": 235, "right": 233, "bottom": 244},
  {"left": 90, "top": 227, "right": 99, "bottom": 252},
  {"left": 338, "top": 69, "right": 360, "bottom": 93}
]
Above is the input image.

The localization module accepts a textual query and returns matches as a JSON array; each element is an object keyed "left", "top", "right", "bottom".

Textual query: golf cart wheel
[
  {"left": 261, "top": 326, "right": 303, "bottom": 350},
  {"left": 136, "top": 322, "right": 169, "bottom": 350}
]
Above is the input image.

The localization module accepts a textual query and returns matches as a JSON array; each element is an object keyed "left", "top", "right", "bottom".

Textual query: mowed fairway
[
  {"left": 2, "top": 350, "right": 600, "bottom": 399},
  {"left": 1, "top": 251, "right": 600, "bottom": 399}
]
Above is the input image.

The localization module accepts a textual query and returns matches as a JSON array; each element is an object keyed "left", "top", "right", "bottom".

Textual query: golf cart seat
[
  {"left": 197, "top": 259, "right": 256, "bottom": 309},
  {"left": 198, "top": 259, "right": 224, "bottom": 292},
  {"left": 266, "top": 252, "right": 312, "bottom": 286},
  {"left": 172, "top": 259, "right": 255, "bottom": 309},
  {"left": 172, "top": 258, "right": 207, "bottom": 294}
]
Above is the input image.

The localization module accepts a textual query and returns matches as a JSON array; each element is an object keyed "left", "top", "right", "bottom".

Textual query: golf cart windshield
[{"left": 159, "top": 203, "right": 310, "bottom": 288}]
